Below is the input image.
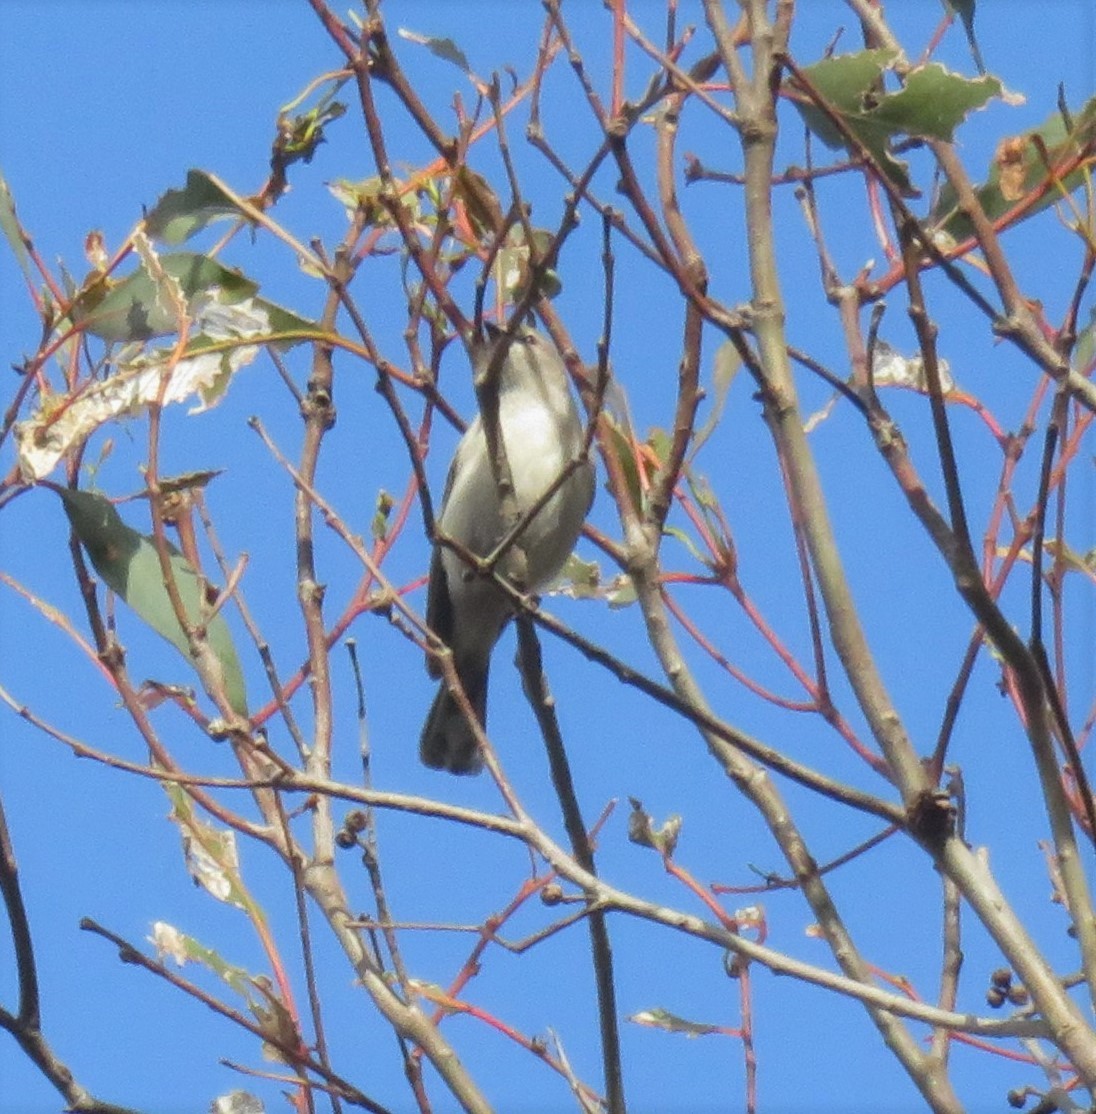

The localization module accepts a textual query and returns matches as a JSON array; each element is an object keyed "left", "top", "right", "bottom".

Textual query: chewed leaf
[
  {"left": 790, "top": 49, "right": 899, "bottom": 147},
  {"left": 72, "top": 252, "right": 257, "bottom": 342},
  {"left": 805, "top": 342, "right": 957, "bottom": 429},
  {"left": 150, "top": 921, "right": 251, "bottom": 991},
  {"left": 18, "top": 293, "right": 315, "bottom": 481},
  {"left": 166, "top": 782, "right": 247, "bottom": 908},
  {"left": 275, "top": 75, "right": 348, "bottom": 171},
  {"left": 149, "top": 921, "right": 190, "bottom": 966},
  {"left": 182, "top": 824, "right": 241, "bottom": 904},
  {"left": 145, "top": 169, "right": 253, "bottom": 245},
  {"left": 867, "top": 64, "right": 1002, "bottom": 141},
  {"left": 789, "top": 50, "right": 914, "bottom": 193},
  {"left": 627, "top": 797, "right": 682, "bottom": 858},
  {"left": 398, "top": 27, "right": 472, "bottom": 75},
  {"left": 551, "top": 554, "right": 636, "bottom": 608},
  {"left": 212, "top": 1092, "right": 265, "bottom": 1114},
  {"left": 871, "top": 341, "right": 955, "bottom": 393},
  {"left": 58, "top": 488, "right": 248, "bottom": 716},
  {"left": 150, "top": 919, "right": 293, "bottom": 1086},
  {"left": 931, "top": 94, "right": 1096, "bottom": 242},
  {"left": 149, "top": 919, "right": 278, "bottom": 1046},
  {"left": 790, "top": 50, "right": 1008, "bottom": 196}
]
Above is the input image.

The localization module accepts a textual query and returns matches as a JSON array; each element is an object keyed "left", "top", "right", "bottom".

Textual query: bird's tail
[{"left": 419, "top": 660, "right": 490, "bottom": 775}]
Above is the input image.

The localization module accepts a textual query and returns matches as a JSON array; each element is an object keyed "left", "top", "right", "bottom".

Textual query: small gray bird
[{"left": 420, "top": 323, "right": 595, "bottom": 774}]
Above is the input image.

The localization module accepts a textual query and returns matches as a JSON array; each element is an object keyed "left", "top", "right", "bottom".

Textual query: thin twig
[
  {"left": 80, "top": 919, "right": 388, "bottom": 1112},
  {"left": 515, "top": 618, "right": 626, "bottom": 1114}
]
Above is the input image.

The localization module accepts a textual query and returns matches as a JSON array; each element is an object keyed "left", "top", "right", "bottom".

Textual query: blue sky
[{"left": 1, "top": 2, "right": 1094, "bottom": 1112}]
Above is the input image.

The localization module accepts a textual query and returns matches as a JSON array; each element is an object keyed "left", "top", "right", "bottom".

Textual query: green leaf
[
  {"left": 19, "top": 290, "right": 316, "bottom": 480},
  {"left": 629, "top": 1007, "right": 732, "bottom": 1038},
  {"left": 58, "top": 488, "right": 248, "bottom": 716},
  {"left": 274, "top": 82, "right": 347, "bottom": 168},
  {"left": 1073, "top": 305, "right": 1096, "bottom": 374},
  {"left": 145, "top": 170, "right": 251, "bottom": 246},
  {"left": 601, "top": 412, "right": 644, "bottom": 516},
  {"left": 70, "top": 248, "right": 315, "bottom": 347},
  {"left": 663, "top": 525, "right": 709, "bottom": 568},
  {"left": 792, "top": 49, "right": 898, "bottom": 147},
  {"left": 867, "top": 64, "right": 1002, "bottom": 142},
  {"left": 606, "top": 576, "right": 637, "bottom": 609},
  {"left": 791, "top": 51, "right": 1006, "bottom": 196},
  {"left": 0, "top": 170, "right": 32, "bottom": 283},
  {"left": 150, "top": 919, "right": 254, "bottom": 992},
  {"left": 167, "top": 781, "right": 247, "bottom": 907},
  {"left": 328, "top": 175, "right": 387, "bottom": 223},
  {"left": 627, "top": 797, "right": 682, "bottom": 858},
  {"left": 551, "top": 554, "right": 636, "bottom": 608},
  {"left": 931, "top": 94, "right": 1096, "bottom": 242},
  {"left": 647, "top": 427, "right": 671, "bottom": 468},
  {"left": 790, "top": 50, "right": 914, "bottom": 194},
  {"left": 690, "top": 340, "right": 741, "bottom": 460},
  {"left": 558, "top": 553, "right": 601, "bottom": 598},
  {"left": 494, "top": 221, "right": 562, "bottom": 301},
  {"left": 1044, "top": 538, "right": 1096, "bottom": 579},
  {"left": 73, "top": 252, "right": 258, "bottom": 342},
  {"left": 397, "top": 27, "right": 473, "bottom": 75},
  {"left": 371, "top": 489, "right": 394, "bottom": 543}
]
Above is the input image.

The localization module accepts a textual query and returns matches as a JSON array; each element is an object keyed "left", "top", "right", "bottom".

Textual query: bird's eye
[{"left": 519, "top": 331, "right": 537, "bottom": 346}]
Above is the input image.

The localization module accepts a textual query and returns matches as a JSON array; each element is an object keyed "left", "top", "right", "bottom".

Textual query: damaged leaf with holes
[
  {"left": 627, "top": 797, "right": 682, "bottom": 857},
  {"left": 788, "top": 49, "right": 1006, "bottom": 195},
  {"left": 70, "top": 249, "right": 317, "bottom": 345},
  {"left": 18, "top": 249, "right": 317, "bottom": 479},
  {"left": 149, "top": 918, "right": 296, "bottom": 1071},
  {"left": 145, "top": 170, "right": 254, "bottom": 245},
  {"left": 71, "top": 252, "right": 254, "bottom": 342},
  {"left": 931, "top": 93, "right": 1096, "bottom": 243},
  {"left": 0, "top": 172, "right": 31, "bottom": 283}
]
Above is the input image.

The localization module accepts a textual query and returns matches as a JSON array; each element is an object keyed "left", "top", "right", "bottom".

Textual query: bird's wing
[
  {"left": 424, "top": 543, "right": 453, "bottom": 680},
  {"left": 424, "top": 423, "right": 475, "bottom": 678}
]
